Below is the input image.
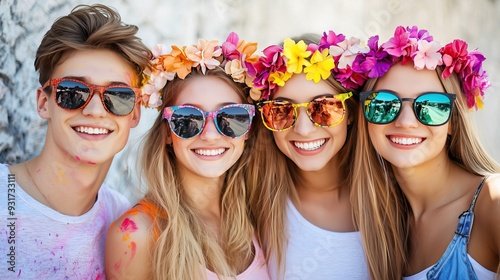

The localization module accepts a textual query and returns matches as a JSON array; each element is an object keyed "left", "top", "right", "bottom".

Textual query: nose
[
  {"left": 292, "top": 106, "right": 316, "bottom": 136},
  {"left": 199, "top": 116, "right": 222, "bottom": 140},
  {"left": 394, "top": 102, "right": 419, "bottom": 128},
  {"left": 81, "top": 92, "right": 108, "bottom": 117}
]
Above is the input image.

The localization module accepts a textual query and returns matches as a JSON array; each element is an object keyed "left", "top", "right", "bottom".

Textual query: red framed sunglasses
[{"left": 43, "top": 78, "right": 141, "bottom": 116}]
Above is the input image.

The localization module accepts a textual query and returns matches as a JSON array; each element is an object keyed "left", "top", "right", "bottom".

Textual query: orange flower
[{"left": 163, "top": 45, "right": 194, "bottom": 79}]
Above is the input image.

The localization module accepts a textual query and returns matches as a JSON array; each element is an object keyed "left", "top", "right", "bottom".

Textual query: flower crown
[
  {"left": 352, "top": 26, "right": 491, "bottom": 110},
  {"left": 140, "top": 32, "right": 259, "bottom": 108},
  {"left": 251, "top": 30, "right": 370, "bottom": 101}
]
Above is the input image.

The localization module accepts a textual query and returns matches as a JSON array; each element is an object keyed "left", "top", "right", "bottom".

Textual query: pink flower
[
  {"left": 413, "top": 40, "right": 442, "bottom": 70},
  {"left": 441, "top": 39, "right": 469, "bottom": 78},
  {"left": 318, "top": 30, "right": 345, "bottom": 50},
  {"left": 382, "top": 26, "right": 413, "bottom": 57}
]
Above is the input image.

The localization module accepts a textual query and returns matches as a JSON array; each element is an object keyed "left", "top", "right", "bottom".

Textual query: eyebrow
[
  {"left": 182, "top": 102, "right": 241, "bottom": 108},
  {"left": 63, "top": 76, "right": 132, "bottom": 87},
  {"left": 272, "top": 93, "right": 334, "bottom": 103}
]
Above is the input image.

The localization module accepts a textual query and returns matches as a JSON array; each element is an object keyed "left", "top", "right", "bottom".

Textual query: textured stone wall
[{"left": 1, "top": 0, "right": 499, "bottom": 201}]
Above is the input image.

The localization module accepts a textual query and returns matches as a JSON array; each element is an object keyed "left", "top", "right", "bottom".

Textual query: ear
[
  {"left": 36, "top": 87, "right": 50, "bottom": 119},
  {"left": 130, "top": 104, "right": 141, "bottom": 128}
]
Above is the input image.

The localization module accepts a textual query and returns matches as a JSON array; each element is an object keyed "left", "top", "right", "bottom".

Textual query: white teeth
[
  {"left": 194, "top": 148, "right": 226, "bottom": 156},
  {"left": 75, "top": 126, "right": 110, "bottom": 135},
  {"left": 293, "top": 139, "right": 326, "bottom": 151},
  {"left": 390, "top": 137, "right": 423, "bottom": 145}
]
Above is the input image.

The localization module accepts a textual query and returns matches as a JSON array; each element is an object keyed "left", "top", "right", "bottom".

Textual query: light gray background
[{"left": 1, "top": 0, "right": 499, "bottom": 201}]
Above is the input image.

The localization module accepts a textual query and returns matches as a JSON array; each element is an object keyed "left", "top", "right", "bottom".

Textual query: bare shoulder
[
  {"left": 105, "top": 207, "right": 156, "bottom": 280},
  {"left": 477, "top": 174, "right": 500, "bottom": 214},
  {"left": 476, "top": 174, "right": 500, "bottom": 247}
]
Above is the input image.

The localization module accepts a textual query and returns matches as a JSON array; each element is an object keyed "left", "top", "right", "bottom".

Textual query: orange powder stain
[
  {"left": 122, "top": 233, "right": 130, "bottom": 242},
  {"left": 130, "top": 242, "right": 137, "bottom": 259}
]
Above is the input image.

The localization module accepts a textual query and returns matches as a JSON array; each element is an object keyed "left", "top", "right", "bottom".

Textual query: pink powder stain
[
  {"left": 95, "top": 273, "right": 103, "bottom": 280},
  {"left": 75, "top": 155, "right": 81, "bottom": 161},
  {"left": 119, "top": 218, "right": 138, "bottom": 233},
  {"left": 114, "top": 260, "right": 122, "bottom": 271}
]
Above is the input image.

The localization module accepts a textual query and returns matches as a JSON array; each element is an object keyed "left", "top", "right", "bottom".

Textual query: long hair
[
  {"left": 247, "top": 33, "right": 361, "bottom": 278},
  {"left": 351, "top": 76, "right": 408, "bottom": 279},
  {"left": 34, "top": 4, "right": 151, "bottom": 87},
  {"left": 352, "top": 65, "right": 500, "bottom": 278},
  {"left": 141, "top": 67, "right": 257, "bottom": 279}
]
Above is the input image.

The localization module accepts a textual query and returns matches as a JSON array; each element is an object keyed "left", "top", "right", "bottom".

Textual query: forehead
[
  {"left": 273, "top": 73, "right": 339, "bottom": 102},
  {"left": 52, "top": 49, "right": 136, "bottom": 86},
  {"left": 174, "top": 76, "right": 242, "bottom": 110},
  {"left": 374, "top": 63, "right": 445, "bottom": 97}
]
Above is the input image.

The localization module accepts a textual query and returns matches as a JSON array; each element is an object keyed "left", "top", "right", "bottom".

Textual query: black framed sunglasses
[
  {"left": 44, "top": 78, "right": 140, "bottom": 116},
  {"left": 359, "top": 90, "right": 456, "bottom": 126},
  {"left": 163, "top": 104, "right": 255, "bottom": 139},
  {"left": 256, "top": 92, "right": 352, "bottom": 132}
]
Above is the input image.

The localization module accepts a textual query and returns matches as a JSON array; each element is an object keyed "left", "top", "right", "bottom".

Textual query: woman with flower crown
[
  {"left": 247, "top": 31, "right": 405, "bottom": 279},
  {"left": 104, "top": 32, "right": 270, "bottom": 280},
  {"left": 352, "top": 25, "right": 500, "bottom": 279}
]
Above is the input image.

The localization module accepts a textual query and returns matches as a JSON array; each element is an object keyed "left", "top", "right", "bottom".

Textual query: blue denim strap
[{"left": 426, "top": 177, "right": 488, "bottom": 280}]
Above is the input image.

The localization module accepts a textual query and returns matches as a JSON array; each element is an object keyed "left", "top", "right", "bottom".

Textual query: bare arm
[{"left": 105, "top": 210, "right": 155, "bottom": 280}]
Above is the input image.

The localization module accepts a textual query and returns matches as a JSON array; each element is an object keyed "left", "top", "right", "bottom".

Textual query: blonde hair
[
  {"left": 352, "top": 65, "right": 500, "bottom": 277},
  {"left": 248, "top": 33, "right": 387, "bottom": 278},
  {"left": 141, "top": 67, "right": 257, "bottom": 279}
]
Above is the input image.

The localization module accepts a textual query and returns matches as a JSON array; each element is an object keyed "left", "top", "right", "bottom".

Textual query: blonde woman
[
  {"left": 105, "top": 33, "right": 270, "bottom": 279},
  {"left": 248, "top": 31, "right": 405, "bottom": 279},
  {"left": 353, "top": 25, "right": 500, "bottom": 279}
]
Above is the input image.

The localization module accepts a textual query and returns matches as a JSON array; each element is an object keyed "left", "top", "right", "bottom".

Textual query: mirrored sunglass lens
[
  {"left": 364, "top": 92, "right": 401, "bottom": 124},
  {"left": 216, "top": 107, "right": 251, "bottom": 138},
  {"left": 261, "top": 102, "right": 295, "bottom": 130},
  {"left": 56, "top": 80, "right": 90, "bottom": 110},
  {"left": 169, "top": 107, "right": 204, "bottom": 138},
  {"left": 308, "top": 98, "right": 345, "bottom": 126},
  {"left": 414, "top": 94, "right": 452, "bottom": 125},
  {"left": 103, "top": 88, "right": 136, "bottom": 116}
]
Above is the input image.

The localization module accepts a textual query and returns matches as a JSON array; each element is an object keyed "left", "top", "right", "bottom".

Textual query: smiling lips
[
  {"left": 193, "top": 148, "right": 227, "bottom": 156},
  {"left": 74, "top": 126, "right": 111, "bottom": 135},
  {"left": 293, "top": 139, "right": 326, "bottom": 151},
  {"left": 389, "top": 136, "right": 423, "bottom": 145}
]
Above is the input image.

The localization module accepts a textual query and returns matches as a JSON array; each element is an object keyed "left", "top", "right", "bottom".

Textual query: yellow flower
[
  {"left": 269, "top": 71, "right": 292, "bottom": 86},
  {"left": 283, "top": 39, "right": 311, "bottom": 74},
  {"left": 303, "top": 49, "right": 335, "bottom": 83}
]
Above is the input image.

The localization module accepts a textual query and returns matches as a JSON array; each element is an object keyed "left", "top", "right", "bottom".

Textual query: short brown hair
[{"left": 34, "top": 4, "right": 151, "bottom": 86}]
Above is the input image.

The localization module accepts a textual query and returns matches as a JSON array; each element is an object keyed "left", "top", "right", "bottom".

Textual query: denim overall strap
[{"left": 426, "top": 177, "right": 487, "bottom": 280}]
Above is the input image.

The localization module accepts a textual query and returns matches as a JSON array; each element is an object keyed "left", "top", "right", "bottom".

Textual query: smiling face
[
  {"left": 38, "top": 49, "right": 141, "bottom": 165},
  {"left": 367, "top": 63, "right": 451, "bottom": 169},
  {"left": 271, "top": 73, "right": 349, "bottom": 172},
  {"left": 170, "top": 75, "right": 248, "bottom": 180}
]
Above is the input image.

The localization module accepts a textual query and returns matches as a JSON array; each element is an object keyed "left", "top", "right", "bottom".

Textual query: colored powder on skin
[
  {"left": 130, "top": 242, "right": 137, "bottom": 259},
  {"left": 119, "top": 218, "right": 138, "bottom": 233}
]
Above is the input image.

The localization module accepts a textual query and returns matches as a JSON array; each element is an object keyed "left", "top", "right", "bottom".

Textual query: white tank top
[{"left": 268, "top": 199, "right": 369, "bottom": 279}]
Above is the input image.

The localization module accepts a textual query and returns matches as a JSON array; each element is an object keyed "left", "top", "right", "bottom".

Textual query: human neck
[
  {"left": 180, "top": 171, "right": 223, "bottom": 218},
  {"left": 296, "top": 159, "right": 344, "bottom": 199},
  {"left": 23, "top": 152, "right": 111, "bottom": 216},
  {"left": 392, "top": 151, "right": 462, "bottom": 216}
]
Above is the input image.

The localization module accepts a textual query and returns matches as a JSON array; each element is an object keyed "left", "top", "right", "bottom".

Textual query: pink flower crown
[
  {"left": 352, "top": 26, "right": 491, "bottom": 110},
  {"left": 250, "top": 30, "right": 371, "bottom": 101},
  {"left": 140, "top": 32, "right": 259, "bottom": 108}
]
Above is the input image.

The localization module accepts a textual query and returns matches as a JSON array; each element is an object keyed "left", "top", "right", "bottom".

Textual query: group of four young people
[{"left": 1, "top": 3, "right": 498, "bottom": 280}]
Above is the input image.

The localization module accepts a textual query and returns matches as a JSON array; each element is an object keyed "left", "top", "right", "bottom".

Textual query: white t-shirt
[
  {"left": 0, "top": 164, "right": 130, "bottom": 279},
  {"left": 268, "top": 199, "right": 369, "bottom": 280}
]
